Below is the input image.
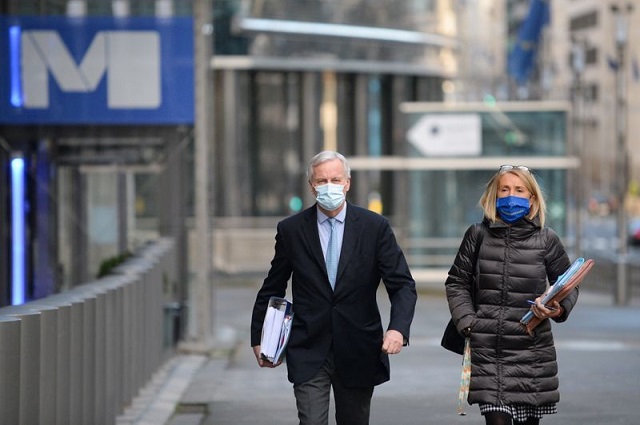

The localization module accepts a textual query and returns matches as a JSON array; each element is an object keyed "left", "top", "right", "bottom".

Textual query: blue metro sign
[{"left": 0, "top": 16, "right": 194, "bottom": 124}]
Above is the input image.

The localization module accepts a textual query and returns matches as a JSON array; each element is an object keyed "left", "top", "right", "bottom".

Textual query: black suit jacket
[{"left": 251, "top": 203, "right": 417, "bottom": 388}]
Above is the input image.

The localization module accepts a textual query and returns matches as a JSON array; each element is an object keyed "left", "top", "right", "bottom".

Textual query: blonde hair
[{"left": 478, "top": 168, "right": 547, "bottom": 227}]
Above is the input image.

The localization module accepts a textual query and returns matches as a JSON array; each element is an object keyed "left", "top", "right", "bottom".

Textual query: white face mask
[{"left": 314, "top": 183, "right": 345, "bottom": 211}]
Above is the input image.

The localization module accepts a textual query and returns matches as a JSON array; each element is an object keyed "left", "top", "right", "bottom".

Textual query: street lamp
[
  {"left": 610, "top": 3, "right": 634, "bottom": 305},
  {"left": 571, "top": 36, "right": 587, "bottom": 257}
]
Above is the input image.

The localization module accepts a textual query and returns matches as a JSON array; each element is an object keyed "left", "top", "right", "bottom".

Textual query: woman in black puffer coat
[{"left": 445, "top": 165, "right": 579, "bottom": 425}]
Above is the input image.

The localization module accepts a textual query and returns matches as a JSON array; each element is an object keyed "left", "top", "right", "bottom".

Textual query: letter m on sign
[{"left": 21, "top": 30, "right": 160, "bottom": 109}]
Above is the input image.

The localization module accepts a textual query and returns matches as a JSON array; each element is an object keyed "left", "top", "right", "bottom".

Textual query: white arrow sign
[{"left": 407, "top": 113, "right": 481, "bottom": 156}]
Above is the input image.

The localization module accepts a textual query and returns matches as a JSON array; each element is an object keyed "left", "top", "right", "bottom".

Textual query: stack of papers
[
  {"left": 520, "top": 257, "right": 585, "bottom": 326},
  {"left": 260, "top": 297, "right": 294, "bottom": 363}
]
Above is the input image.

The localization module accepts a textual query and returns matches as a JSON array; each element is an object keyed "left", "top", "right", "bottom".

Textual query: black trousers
[{"left": 293, "top": 351, "right": 374, "bottom": 425}]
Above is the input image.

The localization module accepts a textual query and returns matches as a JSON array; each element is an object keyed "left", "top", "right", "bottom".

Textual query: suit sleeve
[
  {"left": 377, "top": 218, "right": 417, "bottom": 343},
  {"left": 250, "top": 222, "right": 292, "bottom": 346}
]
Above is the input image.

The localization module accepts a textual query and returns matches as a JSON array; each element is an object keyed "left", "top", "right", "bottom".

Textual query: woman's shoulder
[
  {"left": 460, "top": 222, "right": 490, "bottom": 246},
  {"left": 539, "top": 226, "right": 561, "bottom": 240},
  {"left": 462, "top": 222, "right": 484, "bottom": 237}
]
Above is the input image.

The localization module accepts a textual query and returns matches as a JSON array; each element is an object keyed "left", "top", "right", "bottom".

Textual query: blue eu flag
[{"left": 508, "top": 0, "right": 550, "bottom": 84}]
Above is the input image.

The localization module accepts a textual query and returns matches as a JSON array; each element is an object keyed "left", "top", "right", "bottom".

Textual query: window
[{"left": 570, "top": 11, "right": 598, "bottom": 31}]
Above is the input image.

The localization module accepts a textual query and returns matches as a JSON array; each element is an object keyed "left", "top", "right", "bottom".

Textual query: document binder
[
  {"left": 260, "top": 297, "right": 294, "bottom": 363},
  {"left": 520, "top": 257, "right": 594, "bottom": 335}
]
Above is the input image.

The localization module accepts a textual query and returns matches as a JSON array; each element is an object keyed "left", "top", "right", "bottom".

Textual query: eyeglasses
[{"left": 499, "top": 165, "right": 530, "bottom": 173}]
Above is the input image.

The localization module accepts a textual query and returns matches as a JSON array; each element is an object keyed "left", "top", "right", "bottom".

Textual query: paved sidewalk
[
  {"left": 132, "top": 280, "right": 640, "bottom": 425},
  {"left": 116, "top": 354, "right": 207, "bottom": 425}
]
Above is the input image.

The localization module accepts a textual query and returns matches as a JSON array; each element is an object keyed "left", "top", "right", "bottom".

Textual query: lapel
[{"left": 301, "top": 205, "right": 326, "bottom": 273}]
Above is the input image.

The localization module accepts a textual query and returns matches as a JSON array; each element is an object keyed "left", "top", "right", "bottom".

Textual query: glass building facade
[
  {"left": 401, "top": 102, "right": 572, "bottom": 269},
  {"left": 0, "top": 0, "right": 578, "bottom": 306}
]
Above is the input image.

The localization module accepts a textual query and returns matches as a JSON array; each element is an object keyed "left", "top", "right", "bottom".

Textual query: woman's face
[{"left": 497, "top": 172, "right": 532, "bottom": 200}]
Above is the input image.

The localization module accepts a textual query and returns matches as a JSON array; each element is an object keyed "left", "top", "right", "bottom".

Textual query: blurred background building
[
  {"left": 1, "top": 3, "right": 638, "bottom": 422},
  {"left": 1, "top": 0, "right": 638, "bottom": 314}
]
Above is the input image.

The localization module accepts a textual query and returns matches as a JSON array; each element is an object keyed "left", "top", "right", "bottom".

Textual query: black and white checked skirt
[{"left": 479, "top": 403, "right": 557, "bottom": 422}]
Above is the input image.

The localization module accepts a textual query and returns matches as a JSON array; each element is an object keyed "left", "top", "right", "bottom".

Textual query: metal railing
[{"left": 0, "top": 238, "right": 177, "bottom": 425}]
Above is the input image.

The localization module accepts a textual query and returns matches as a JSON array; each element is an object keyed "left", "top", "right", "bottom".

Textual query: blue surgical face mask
[
  {"left": 315, "top": 183, "right": 345, "bottom": 211},
  {"left": 496, "top": 196, "right": 530, "bottom": 223}
]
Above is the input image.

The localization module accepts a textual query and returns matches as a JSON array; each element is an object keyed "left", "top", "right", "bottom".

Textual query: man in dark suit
[{"left": 251, "top": 151, "right": 417, "bottom": 425}]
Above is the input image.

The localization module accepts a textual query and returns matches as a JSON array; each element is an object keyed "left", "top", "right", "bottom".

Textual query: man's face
[{"left": 309, "top": 158, "right": 351, "bottom": 195}]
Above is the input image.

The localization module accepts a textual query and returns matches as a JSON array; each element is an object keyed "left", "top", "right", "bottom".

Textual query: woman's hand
[{"left": 532, "top": 297, "right": 563, "bottom": 320}]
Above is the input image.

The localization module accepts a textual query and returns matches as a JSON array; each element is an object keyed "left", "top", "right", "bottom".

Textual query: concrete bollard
[
  {"left": 112, "top": 258, "right": 156, "bottom": 390},
  {"left": 28, "top": 294, "right": 79, "bottom": 425},
  {"left": 0, "top": 316, "right": 21, "bottom": 424},
  {"left": 76, "top": 287, "right": 98, "bottom": 425},
  {"left": 88, "top": 275, "right": 130, "bottom": 425},
  {"left": 36, "top": 306, "right": 58, "bottom": 424},
  {"left": 0, "top": 238, "right": 177, "bottom": 425},
  {"left": 1, "top": 305, "right": 42, "bottom": 425},
  {"left": 68, "top": 277, "right": 126, "bottom": 424}
]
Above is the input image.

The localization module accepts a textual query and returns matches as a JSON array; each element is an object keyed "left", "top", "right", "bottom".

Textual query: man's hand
[
  {"left": 252, "top": 345, "right": 282, "bottom": 368},
  {"left": 381, "top": 329, "right": 404, "bottom": 355}
]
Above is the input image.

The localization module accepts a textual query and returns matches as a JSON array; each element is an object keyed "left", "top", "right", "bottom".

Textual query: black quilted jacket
[{"left": 445, "top": 217, "right": 578, "bottom": 406}]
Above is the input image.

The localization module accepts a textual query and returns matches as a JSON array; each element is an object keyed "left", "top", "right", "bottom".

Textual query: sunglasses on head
[{"left": 499, "top": 165, "right": 531, "bottom": 173}]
